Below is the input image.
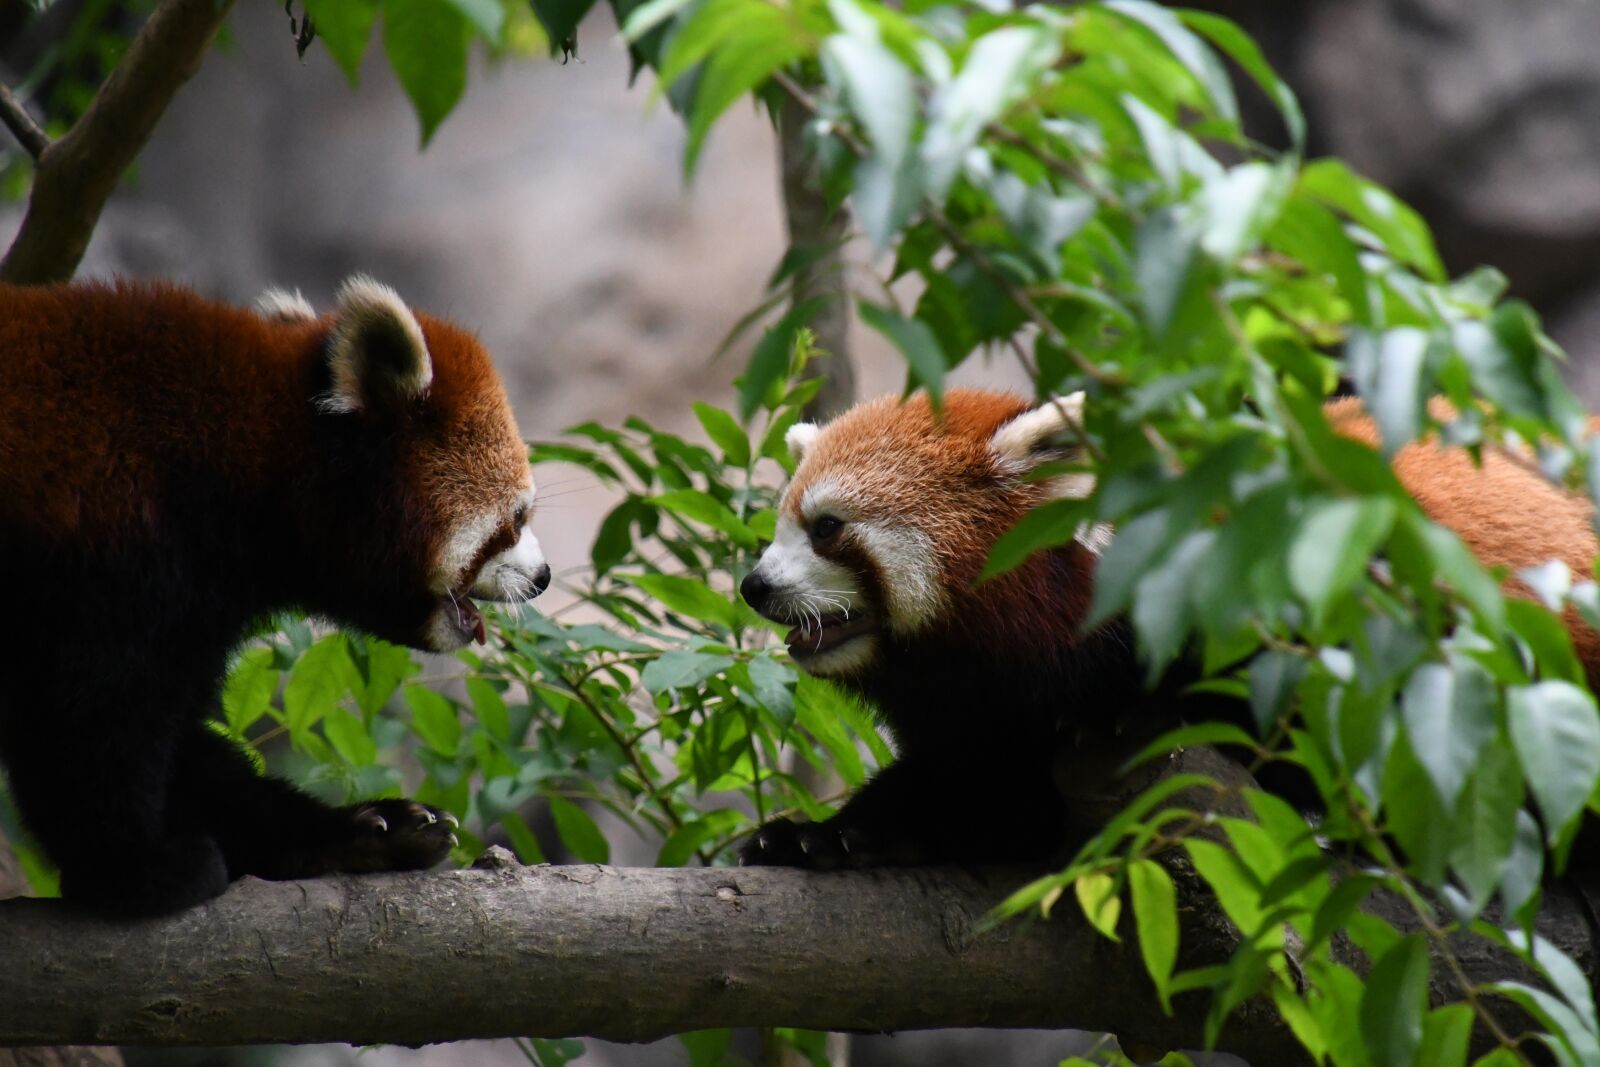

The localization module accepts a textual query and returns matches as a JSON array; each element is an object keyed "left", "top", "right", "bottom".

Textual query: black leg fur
[{"left": 741, "top": 750, "right": 1066, "bottom": 869}]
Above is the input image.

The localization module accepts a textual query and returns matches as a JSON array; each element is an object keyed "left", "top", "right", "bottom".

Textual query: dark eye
[
  {"left": 513, "top": 505, "right": 527, "bottom": 529},
  {"left": 810, "top": 515, "right": 844, "bottom": 542}
]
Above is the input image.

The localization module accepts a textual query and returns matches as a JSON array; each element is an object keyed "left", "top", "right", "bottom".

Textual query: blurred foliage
[{"left": 7, "top": 0, "right": 1600, "bottom": 1064}]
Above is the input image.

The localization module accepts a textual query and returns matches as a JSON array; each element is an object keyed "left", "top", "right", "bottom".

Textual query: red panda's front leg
[
  {"left": 740, "top": 752, "right": 1067, "bottom": 869},
  {"left": 171, "top": 725, "right": 458, "bottom": 883}
]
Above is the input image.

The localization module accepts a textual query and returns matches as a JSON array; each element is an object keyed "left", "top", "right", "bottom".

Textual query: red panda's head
[
  {"left": 287, "top": 277, "right": 549, "bottom": 652},
  {"left": 741, "top": 389, "right": 1102, "bottom": 678}
]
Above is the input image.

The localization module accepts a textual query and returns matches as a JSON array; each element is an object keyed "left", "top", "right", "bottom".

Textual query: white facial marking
[
  {"left": 758, "top": 514, "right": 863, "bottom": 616},
  {"left": 851, "top": 520, "right": 944, "bottom": 633},
  {"left": 255, "top": 287, "right": 317, "bottom": 322},
  {"left": 434, "top": 511, "right": 501, "bottom": 592},
  {"left": 317, "top": 275, "right": 433, "bottom": 414},
  {"left": 472, "top": 524, "right": 548, "bottom": 602}
]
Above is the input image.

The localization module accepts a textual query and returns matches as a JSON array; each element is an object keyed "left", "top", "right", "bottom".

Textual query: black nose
[
  {"left": 531, "top": 563, "right": 552, "bottom": 596},
  {"left": 740, "top": 571, "right": 771, "bottom": 611}
]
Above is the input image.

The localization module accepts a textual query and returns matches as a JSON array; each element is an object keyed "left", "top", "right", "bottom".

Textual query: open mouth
[
  {"left": 442, "top": 591, "right": 486, "bottom": 645},
  {"left": 785, "top": 614, "right": 878, "bottom": 658}
]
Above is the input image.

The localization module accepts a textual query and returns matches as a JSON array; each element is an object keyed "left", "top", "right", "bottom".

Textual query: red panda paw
[
  {"left": 737, "top": 816, "right": 874, "bottom": 870},
  {"left": 323, "top": 799, "right": 459, "bottom": 874}
]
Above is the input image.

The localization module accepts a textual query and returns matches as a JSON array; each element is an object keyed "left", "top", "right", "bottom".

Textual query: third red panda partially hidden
[
  {"left": 737, "top": 388, "right": 1600, "bottom": 869},
  {"left": 0, "top": 276, "right": 551, "bottom": 915}
]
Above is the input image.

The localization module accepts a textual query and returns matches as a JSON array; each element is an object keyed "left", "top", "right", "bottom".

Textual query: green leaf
[
  {"left": 1508, "top": 681, "right": 1600, "bottom": 848},
  {"left": 640, "top": 650, "right": 737, "bottom": 693},
  {"left": 1186, "top": 838, "right": 1266, "bottom": 937},
  {"left": 1448, "top": 738, "right": 1522, "bottom": 913},
  {"left": 442, "top": 0, "right": 504, "bottom": 39},
  {"left": 692, "top": 402, "right": 751, "bottom": 466},
  {"left": 1347, "top": 327, "right": 1427, "bottom": 457},
  {"left": 1417, "top": 1004, "right": 1474, "bottom": 1067},
  {"left": 657, "top": 809, "right": 747, "bottom": 866},
  {"left": 303, "top": 0, "right": 379, "bottom": 84},
  {"left": 683, "top": 8, "right": 809, "bottom": 175},
  {"left": 466, "top": 677, "right": 511, "bottom": 740},
  {"left": 979, "top": 498, "right": 1087, "bottom": 582},
  {"left": 1074, "top": 871, "right": 1121, "bottom": 940},
  {"left": 322, "top": 709, "right": 378, "bottom": 767},
  {"left": 1400, "top": 660, "right": 1498, "bottom": 809},
  {"left": 1178, "top": 10, "right": 1304, "bottom": 149},
  {"left": 526, "top": 0, "right": 594, "bottom": 53},
  {"left": 405, "top": 684, "right": 462, "bottom": 754},
  {"left": 858, "top": 302, "right": 947, "bottom": 411},
  {"left": 548, "top": 796, "right": 610, "bottom": 863},
  {"left": 920, "top": 24, "right": 1060, "bottom": 198},
  {"left": 1128, "top": 859, "right": 1178, "bottom": 1010},
  {"left": 1299, "top": 159, "right": 1445, "bottom": 281},
  {"left": 738, "top": 298, "right": 826, "bottom": 421},
  {"left": 1361, "top": 934, "right": 1430, "bottom": 1067},
  {"left": 620, "top": 573, "right": 740, "bottom": 629},
  {"left": 1197, "top": 161, "right": 1290, "bottom": 265},
  {"left": 744, "top": 654, "right": 797, "bottom": 727},
  {"left": 1408, "top": 515, "right": 1506, "bottom": 632},
  {"left": 284, "top": 635, "right": 355, "bottom": 740},
  {"left": 223, "top": 646, "right": 279, "bottom": 736},
  {"left": 1288, "top": 496, "right": 1395, "bottom": 628},
  {"left": 1132, "top": 530, "right": 1214, "bottom": 681},
  {"left": 1105, "top": 0, "right": 1239, "bottom": 126},
  {"left": 650, "top": 489, "right": 757, "bottom": 548},
  {"left": 822, "top": 28, "right": 913, "bottom": 170},
  {"left": 383, "top": 0, "right": 470, "bottom": 146},
  {"left": 1248, "top": 649, "right": 1306, "bottom": 734}
]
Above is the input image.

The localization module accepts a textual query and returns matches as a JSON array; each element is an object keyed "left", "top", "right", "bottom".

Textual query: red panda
[
  {"left": 0, "top": 276, "right": 550, "bottom": 914},
  {"left": 737, "top": 388, "right": 1600, "bottom": 868}
]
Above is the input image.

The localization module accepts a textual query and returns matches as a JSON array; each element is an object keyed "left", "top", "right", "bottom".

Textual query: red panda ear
[
  {"left": 255, "top": 287, "right": 317, "bottom": 323},
  {"left": 317, "top": 276, "right": 433, "bottom": 415},
  {"left": 989, "top": 393, "right": 1085, "bottom": 469},
  {"left": 786, "top": 421, "right": 821, "bottom": 463}
]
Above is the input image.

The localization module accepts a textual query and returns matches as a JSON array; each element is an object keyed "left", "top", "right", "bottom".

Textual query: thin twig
[{"left": 0, "top": 83, "right": 48, "bottom": 160}]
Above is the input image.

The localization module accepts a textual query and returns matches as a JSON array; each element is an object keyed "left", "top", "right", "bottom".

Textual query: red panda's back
[{"left": 0, "top": 281, "right": 309, "bottom": 542}]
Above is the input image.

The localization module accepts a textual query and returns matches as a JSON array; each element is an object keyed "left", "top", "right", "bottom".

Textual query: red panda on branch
[
  {"left": 737, "top": 388, "right": 1600, "bottom": 869},
  {"left": 0, "top": 277, "right": 550, "bottom": 915}
]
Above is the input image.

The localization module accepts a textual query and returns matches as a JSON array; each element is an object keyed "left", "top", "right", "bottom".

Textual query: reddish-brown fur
[{"left": 1328, "top": 398, "right": 1600, "bottom": 684}]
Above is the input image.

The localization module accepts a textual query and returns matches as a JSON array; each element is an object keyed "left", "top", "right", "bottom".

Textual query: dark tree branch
[
  {"left": 0, "top": 853, "right": 1313, "bottom": 1058},
  {"left": 0, "top": 84, "right": 48, "bottom": 160},
  {"left": 0, "top": 0, "right": 236, "bottom": 285}
]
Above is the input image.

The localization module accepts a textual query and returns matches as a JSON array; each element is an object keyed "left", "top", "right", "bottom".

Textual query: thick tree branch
[
  {"left": 0, "top": 0, "right": 235, "bottom": 285},
  {"left": 0, "top": 840, "right": 1589, "bottom": 1061},
  {"left": 0, "top": 855, "right": 1311, "bottom": 1058},
  {"left": 0, "top": 84, "right": 48, "bottom": 160}
]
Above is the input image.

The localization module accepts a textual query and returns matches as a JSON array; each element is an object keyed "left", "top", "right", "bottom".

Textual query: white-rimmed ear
[
  {"left": 990, "top": 393, "right": 1084, "bottom": 467},
  {"left": 318, "top": 275, "right": 433, "bottom": 415},
  {"left": 255, "top": 287, "right": 317, "bottom": 322},
  {"left": 786, "top": 421, "right": 821, "bottom": 462}
]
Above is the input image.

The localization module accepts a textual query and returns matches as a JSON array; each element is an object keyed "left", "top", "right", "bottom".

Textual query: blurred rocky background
[{"left": 6, "top": 0, "right": 1600, "bottom": 1063}]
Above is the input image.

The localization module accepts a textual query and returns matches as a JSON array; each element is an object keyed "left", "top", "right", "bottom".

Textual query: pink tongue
[{"left": 457, "top": 599, "right": 486, "bottom": 645}]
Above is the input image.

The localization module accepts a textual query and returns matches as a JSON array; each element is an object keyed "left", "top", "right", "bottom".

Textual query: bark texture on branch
[
  {"left": 0, "top": 0, "right": 235, "bottom": 285},
  {"left": 0, "top": 857, "right": 1309, "bottom": 1059},
  {"left": 0, "top": 844, "right": 1591, "bottom": 1061}
]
